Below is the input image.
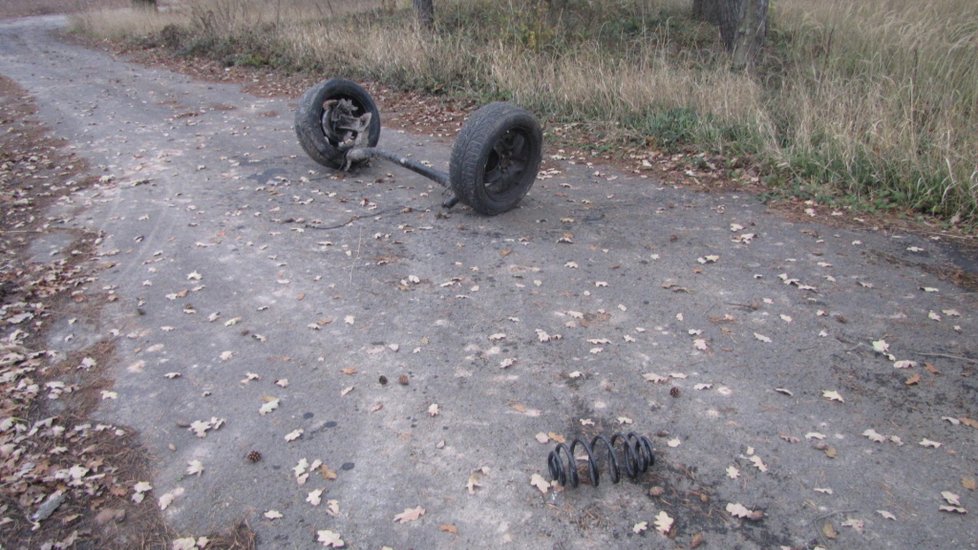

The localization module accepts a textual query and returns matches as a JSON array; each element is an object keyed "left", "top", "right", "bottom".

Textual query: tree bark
[
  {"left": 731, "top": 0, "right": 768, "bottom": 69},
  {"left": 413, "top": 0, "right": 434, "bottom": 31},
  {"left": 692, "top": 0, "right": 767, "bottom": 68}
]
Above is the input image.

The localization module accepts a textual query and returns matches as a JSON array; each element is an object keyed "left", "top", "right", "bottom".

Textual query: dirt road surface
[{"left": 2, "top": 15, "right": 976, "bottom": 549}]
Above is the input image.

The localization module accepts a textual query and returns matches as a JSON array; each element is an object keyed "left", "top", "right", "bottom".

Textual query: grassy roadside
[{"left": 71, "top": 0, "right": 977, "bottom": 230}]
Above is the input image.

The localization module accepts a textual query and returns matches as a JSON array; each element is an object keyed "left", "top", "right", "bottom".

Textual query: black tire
[
  {"left": 449, "top": 102, "right": 543, "bottom": 215},
  {"left": 294, "top": 78, "right": 381, "bottom": 169}
]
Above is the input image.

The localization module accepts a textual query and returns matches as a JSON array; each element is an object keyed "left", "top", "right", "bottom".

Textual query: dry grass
[{"left": 71, "top": 0, "right": 978, "bottom": 225}]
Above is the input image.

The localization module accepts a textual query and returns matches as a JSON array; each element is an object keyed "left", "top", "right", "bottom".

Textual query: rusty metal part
[
  {"left": 345, "top": 147, "right": 450, "bottom": 188},
  {"left": 322, "top": 98, "right": 373, "bottom": 151}
]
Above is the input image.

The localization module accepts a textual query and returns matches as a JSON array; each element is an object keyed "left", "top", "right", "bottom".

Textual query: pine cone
[{"left": 246, "top": 450, "right": 262, "bottom": 463}]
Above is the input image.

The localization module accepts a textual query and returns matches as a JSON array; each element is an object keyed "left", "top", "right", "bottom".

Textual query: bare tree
[
  {"left": 413, "top": 0, "right": 434, "bottom": 31},
  {"left": 693, "top": 0, "right": 768, "bottom": 68}
]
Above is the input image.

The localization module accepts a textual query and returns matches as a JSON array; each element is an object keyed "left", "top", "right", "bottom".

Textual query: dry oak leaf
[
  {"left": 753, "top": 332, "right": 772, "bottom": 343},
  {"left": 439, "top": 523, "right": 459, "bottom": 535},
  {"left": 317, "top": 529, "right": 344, "bottom": 548},
  {"left": 633, "top": 521, "right": 648, "bottom": 534},
  {"left": 877, "top": 510, "right": 896, "bottom": 520},
  {"left": 919, "top": 439, "right": 941, "bottom": 448},
  {"left": 654, "top": 510, "right": 674, "bottom": 534},
  {"left": 393, "top": 506, "right": 425, "bottom": 523},
  {"left": 307, "top": 488, "right": 323, "bottom": 506},
  {"left": 726, "top": 465, "right": 740, "bottom": 480},
  {"left": 428, "top": 403, "right": 440, "bottom": 417},
  {"left": 530, "top": 473, "right": 551, "bottom": 494},
  {"left": 962, "top": 476, "right": 977, "bottom": 491},
  {"left": 263, "top": 510, "right": 283, "bottom": 520}
]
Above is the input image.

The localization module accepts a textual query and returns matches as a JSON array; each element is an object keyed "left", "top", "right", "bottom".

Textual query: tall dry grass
[{"left": 72, "top": 0, "right": 978, "bottom": 223}]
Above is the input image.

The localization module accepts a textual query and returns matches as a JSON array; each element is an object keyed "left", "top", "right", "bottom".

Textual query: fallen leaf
[
  {"left": 962, "top": 476, "right": 977, "bottom": 491},
  {"left": 393, "top": 506, "right": 425, "bottom": 523},
  {"left": 726, "top": 465, "right": 740, "bottom": 479},
  {"left": 643, "top": 372, "right": 667, "bottom": 384},
  {"left": 307, "top": 489, "right": 323, "bottom": 506},
  {"left": 939, "top": 505, "right": 967, "bottom": 514},
  {"left": 264, "top": 510, "right": 283, "bottom": 520},
  {"left": 863, "top": 429, "right": 886, "bottom": 443},
  {"left": 749, "top": 455, "right": 768, "bottom": 472},
  {"left": 774, "top": 387, "right": 794, "bottom": 397},
  {"left": 919, "top": 438, "right": 941, "bottom": 448},
  {"left": 753, "top": 332, "right": 772, "bottom": 343},
  {"left": 654, "top": 510, "right": 674, "bottom": 534},
  {"left": 259, "top": 397, "right": 280, "bottom": 415},
  {"left": 905, "top": 373, "right": 921, "bottom": 386},
  {"left": 158, "top": 487, "right": 184, "bottom": 510},
  {"left": 841, "top": 518, "right": 864, "bottom": 533},
  {"left": 535, "top": 432, "right": 549, "bottom": 443},
  {"left": 726, "top": 502, "right": 763, "bottom": 520},
  {"left": 186, "top": 460, "right": 204, "bottom": 477},
  {"left": 821, "top": 521, "right": 839, "bottom": 540},
  {"left": 317, "top": 529, "right": 344, "bottom": 548},
  {"left": 428, "top": 403, "right": 440, "bottom": 417},
  {"left": 439, "top": 523, "right": 459, "bottom": 535},
  {"left": 871, "top": 339, "right": 891, "bottom": 356},
  {"left": 877, "top": 510, "right": 896, "bottom": 520},
  {"left": 822, "top": 390, "right": 844, "bottom": 403},
  {"left": 942, "top": 491, "right": 961, "bottom": 505},
  {"left": 666, "top": 437, "right": 681, "bottom": 448},
  {"left": 632, "top": 521, "right": 648, "bottom": 534},
  {"left": 285, "top": 429, "right": 304, "bottom": 442},
  {"left": 547, "top": 432, "right": 566, "bottom": 443},
  {"left": 814, "top": 487, "right": 834, "bottom": 494},
  {"left": 960, "top": 417, "right": 978, "bottom": 429},
  {"left": 530, "top": 473, "right": 550, "bottom": 494}
]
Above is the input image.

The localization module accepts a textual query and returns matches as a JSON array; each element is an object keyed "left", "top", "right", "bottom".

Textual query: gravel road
[{"left": 2, "top": 15, "right": 976, "bottom": 549}]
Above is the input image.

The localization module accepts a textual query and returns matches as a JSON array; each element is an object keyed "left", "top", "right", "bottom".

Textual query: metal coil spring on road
[{"left": 548, "top": 432, "right": 655, "bottom": 488}]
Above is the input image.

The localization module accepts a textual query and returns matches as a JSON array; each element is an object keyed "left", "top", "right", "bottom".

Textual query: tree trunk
[
  {"left": 692, "top": 0, "right": 767, "bottom": 68},
  {"left": 692, "top": 0, "right": 723, "bottom": 26},
  {"left": 731, "top": 0, "right": 768, "bottom": 70},
  {"left": 413, "top": 0, "right": 434, "bottom": 31}
]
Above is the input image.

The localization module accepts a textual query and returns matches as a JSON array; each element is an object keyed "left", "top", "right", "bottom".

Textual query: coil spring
[{"left": 547, "top": 432, "right": 655, "bottom": 488}]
